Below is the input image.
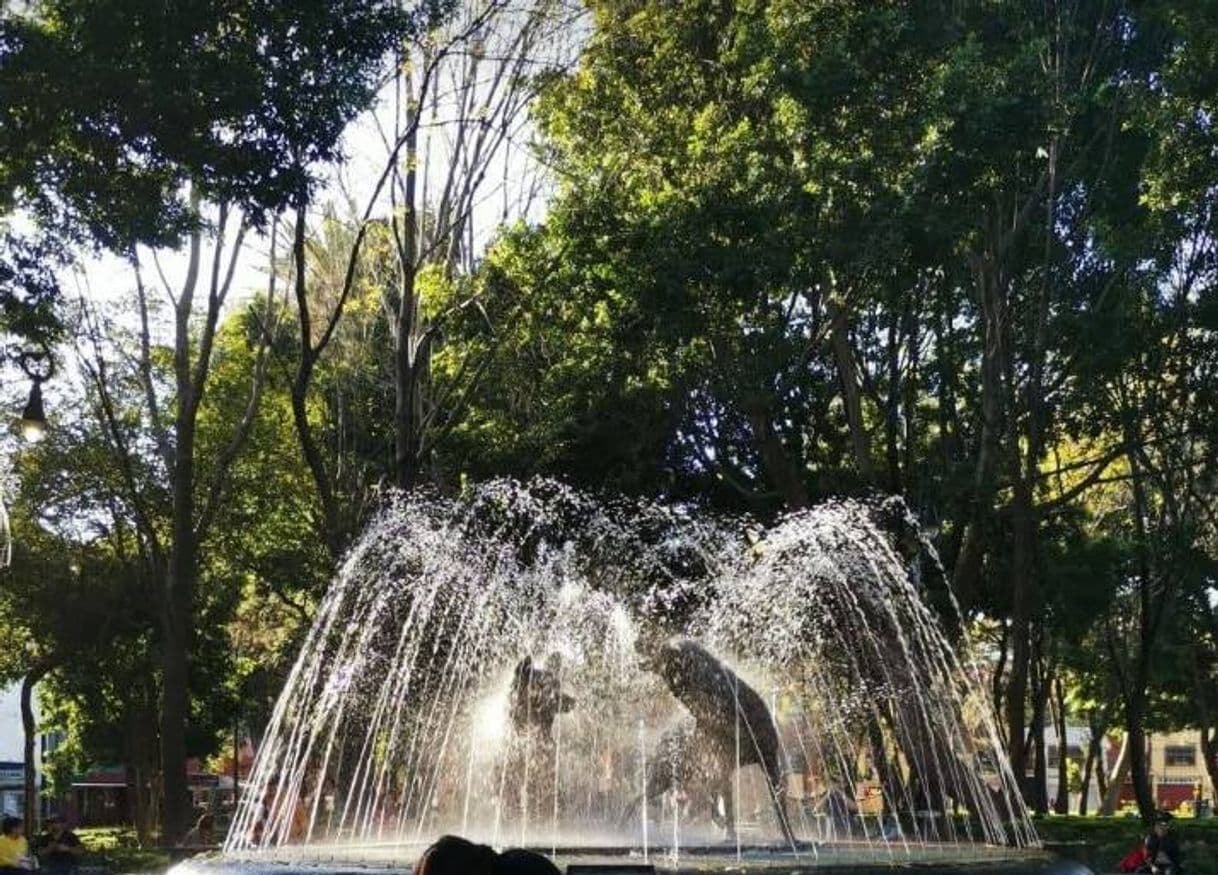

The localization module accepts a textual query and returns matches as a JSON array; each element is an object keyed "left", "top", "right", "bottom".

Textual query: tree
[
  {"left": 445, "top": 0, "right": 1218, "bottom": 813},
  {"left": 283, "top": 0, "right": 583, "bottom": 553},
  {"left": 4, "top": 0, "right": 441, "bottom": 840}
]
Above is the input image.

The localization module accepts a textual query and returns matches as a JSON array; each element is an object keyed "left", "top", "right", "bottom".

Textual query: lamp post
[{"left": 17, "top": 347, "right": 53, "bottom": 443}]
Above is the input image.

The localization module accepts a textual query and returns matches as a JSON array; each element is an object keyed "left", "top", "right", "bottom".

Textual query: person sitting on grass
[
  {"left": 415, "top": 835, "right": 560, "bottom": 875},
  {"left": 0, "top": 817, "right": 31, "bottom": 873},
  {"left": 33, "top": 815, "right": 83, "bottom": 875},
  {"left": 1141, "top": 811, "right": 1184, "bottom": 875}
]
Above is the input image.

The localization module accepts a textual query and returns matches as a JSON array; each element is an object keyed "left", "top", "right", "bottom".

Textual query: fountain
[{"left": 172, "top": 479, "right": 1087, "bottom": 874}]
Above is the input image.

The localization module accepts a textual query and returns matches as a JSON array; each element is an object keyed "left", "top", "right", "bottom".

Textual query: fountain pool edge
[{"left": 168, "top": 844, "right": 1095, "bottom": 875}]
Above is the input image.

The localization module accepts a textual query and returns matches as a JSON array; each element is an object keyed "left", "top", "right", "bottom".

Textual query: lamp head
[{"left": 19, "top": 379, "right": 47, "bottom": 443}]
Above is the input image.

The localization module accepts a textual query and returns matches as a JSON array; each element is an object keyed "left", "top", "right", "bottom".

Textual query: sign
[{"left": 0, "top": 766, "right": 25, "bottom": 787}]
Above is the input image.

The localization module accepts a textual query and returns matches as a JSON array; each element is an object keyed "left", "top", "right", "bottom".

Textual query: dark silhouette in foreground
[
  {"left": 629, "top": 635, "right": 797, "bottom": 846},
  {"left": 415, "top": 835, "right": 560, "bottom": 875}
]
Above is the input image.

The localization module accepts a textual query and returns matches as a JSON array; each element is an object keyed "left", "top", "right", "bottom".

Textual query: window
[{"left": 1164, "top": 745, "right": 1196, "bottom": 767}]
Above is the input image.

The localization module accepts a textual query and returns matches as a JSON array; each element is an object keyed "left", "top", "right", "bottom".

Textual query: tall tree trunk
[
  {"left": 1078, "top": 711, "right": 1107, "bottom": 816},
  {"left": 1078, "top": 733, "right": 1097, "bottom": 816},
  {"left": 954, "top": 244, "right": 1005, "bottom": 609},
  {"left": 1053, "top": 676, "right": 1070, "bottom": 814},
  {"left": 826, "top": 293, "right": 872, "bottom": 482},
  {"left": 394, "top": 69, "right": 423, "bottom": 491},
  {"left": 125, "top": 694, "right": 157, "bottom": 846},
  {"left": 884, "top": 311, "right": 901, "bottom": 491},
  {"left": 747, "top": 407, "right": 808, "bottom": 509},
  {"left": 900, "top": 298, "right": 920, "bottom": 496},
  {"left": 1026, "top": 652, "right": 1050, "bottom": 814},
  {"left": 1125, "top": 437, "right": 1160, "bottom": 823},
  {"left": 290, "top": 209, "right": 346, "bottom": 559},
  {"left": 162, "top": 419, "right": 197, "bottom": 843},
  {"left": 21, "top": 663, "right": 51, "bottom": 839},
  {"left": 162, "top": 531, "right": 196, "bottom": 843},
  {"left": 1006, "top": 485, "right": 1037, "bottom": 795},
  {"left": 1095, "top": 736, "right": 1109, "bottom": 802},
  {"left": 1126, "top": 714, "right": 1154, "bottom": 822}
]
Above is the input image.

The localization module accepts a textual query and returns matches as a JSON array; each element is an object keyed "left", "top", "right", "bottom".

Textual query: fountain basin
[{"left": 170, "top": 844, "right": 1094, "bottom": 875}]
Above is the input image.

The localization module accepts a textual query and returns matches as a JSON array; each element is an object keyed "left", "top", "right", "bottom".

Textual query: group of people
[
  {"left": 1120, "top": 812, "right": 1186, "bottom": 875},
  {"left": 0, "top": 816, "right": 82, "bottom": 874}
]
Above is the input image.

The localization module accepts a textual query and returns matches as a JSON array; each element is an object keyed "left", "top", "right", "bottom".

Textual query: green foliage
[
  {"left": 0, "top": 0, "right": 426, "bottom": 243},
  {"left": 0, "top": 0, "right": 447, "bottom": 357},
  {"left": 1036, "top": 816, "right": 1218, "bottom": 875}
]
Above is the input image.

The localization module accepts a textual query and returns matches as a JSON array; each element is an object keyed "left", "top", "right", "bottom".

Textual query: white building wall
[{"left": 0, "top": 681, "right": 40, "bottom": 817}]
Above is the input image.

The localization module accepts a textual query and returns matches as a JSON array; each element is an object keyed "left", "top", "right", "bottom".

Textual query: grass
[
  {"left": 1034, "top": 814, "right": 1218, "bottom": 874},
  {"left": 75, "top": 828, "right": 172, "bottom": 875}
]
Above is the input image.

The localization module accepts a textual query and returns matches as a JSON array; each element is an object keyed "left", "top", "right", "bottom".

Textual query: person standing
[
  {"left": 0, "top": 817, "right": 31, "bottom": 873},
  {"left": 33, "top": 815, "right": 83, "bottom": 875}
]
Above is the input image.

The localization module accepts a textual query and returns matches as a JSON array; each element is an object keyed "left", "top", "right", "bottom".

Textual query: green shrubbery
[{"left": 1036, "top": 815, "right": 1218, "bottom": 875}]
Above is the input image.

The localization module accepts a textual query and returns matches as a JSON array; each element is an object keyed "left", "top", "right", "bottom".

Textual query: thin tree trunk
[
  {"left": 1125, "top": 439, "right": 1159, "bottom": 823},
  {"left": 162, "top": 533, "right": 195, "bottom": 842},
  {"left": 1127, "top": 718, "right": 1153, "bottom": 822},
  {"left": 1079, "top": 710, "right": 1107, "bottom": 816},
  {"left": 884, "top": 310, "right": 901, "bottom": 491},
  {"left": 1006, "top": 486, "right": 1037, "bottom": 797},
  {"left": 1095, "top": 737, "right": 1109, "bottom": 802},
  {"left": 826, "top": 293, "right": 872, "bottom": 482},
  {"left": 394, "top": 74, "right": 423, "bottom": 490},
  {"left": 954, "top": 242, "right": 1005, "bottom": 610},
  {"left": 747, "top": 408, "right": 809, "bottom": 509},
  {"left": 1101, "top": 734, "right": 1131, "bottom": 815},
  {"left": 21, "top": 663, "right": 51, "bottom": 839},
  {"left": 1053, "top": 676, "right": 1069, "bottom": 814},
  {"left": 1027, "top": 652, "right": 1050, "bottom": 814},
  {"left": 1078, "top": 732, "right": 1097, "bottom": 816},
  {"left": 289, "top": 209, "right": 346, "bottom": 558}
]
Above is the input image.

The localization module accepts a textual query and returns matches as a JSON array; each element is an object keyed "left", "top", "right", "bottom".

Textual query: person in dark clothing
[
  {"left": 415, "top": 836, "right": 560, "bottom": 875},
  {"left": 1141, "top": 812, "right": 1184, "bottom": 875},
  {"left": 33, "top": 815, "right": 83, "bottom": 875},
  {"left": 415, "top": 836, "right": 497, "bottom": 874},
  {"left": 492, "top": 849, "right": 562, "bottom": 875}
]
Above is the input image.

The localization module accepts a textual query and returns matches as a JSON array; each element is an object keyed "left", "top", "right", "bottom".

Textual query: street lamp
[
  {"left": 19, "top": 381, "right": 46, "bottom": 443},
  {"left": 17, "top": 348, "right": 52, "bottom": 444}
]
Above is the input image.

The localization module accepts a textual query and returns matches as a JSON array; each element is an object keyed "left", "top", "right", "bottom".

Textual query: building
[
  {"left": 1043, "top": 723, "right": 1103, "bottom": 811},
  {"left": 1144, "top": 729, "right": 1214, "bottom": 810},
  {"left": 1034, "top": 725, "right": 1218, "bottom": 813},
  {"left": 0, "top": 682, "right": 40, "bottom": 818}
]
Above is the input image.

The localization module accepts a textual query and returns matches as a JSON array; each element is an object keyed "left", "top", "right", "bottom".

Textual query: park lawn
[{"left": 1034, "top": 815, "right": 1218, "bottom": 875}]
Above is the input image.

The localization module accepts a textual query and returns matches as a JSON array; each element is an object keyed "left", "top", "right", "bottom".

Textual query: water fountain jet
[{"left": 173, "top": 479, "right": 1089, "bottom": 874}]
